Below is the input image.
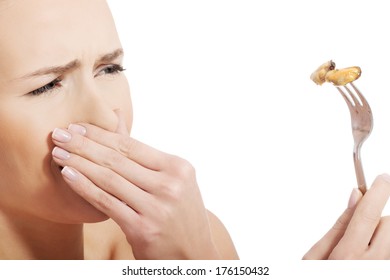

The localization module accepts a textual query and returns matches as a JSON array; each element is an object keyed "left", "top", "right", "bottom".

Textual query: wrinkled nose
[
  {"left": 82, "top": 94, "right": 119, "bottom": 132},
  {"left": 73, "top": 83, "right": 131, "bottom": 133}
]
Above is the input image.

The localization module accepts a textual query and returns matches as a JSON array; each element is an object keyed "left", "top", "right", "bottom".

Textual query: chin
[
  {"left": 35, "top": 162, "right": 111, "bottom": 224},
  {"left": 48, "top": 199, "right": 110, "bottom": 225},
  {"left": 67, "top": 212, "right": 110, "bottom": 225},
  {"left": 52, "top": 182, "right": 111, "bottom": 224}
]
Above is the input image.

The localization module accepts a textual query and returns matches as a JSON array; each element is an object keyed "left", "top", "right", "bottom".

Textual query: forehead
[{"left": 0, "top": 0, "right": 121, "bottom": 80}]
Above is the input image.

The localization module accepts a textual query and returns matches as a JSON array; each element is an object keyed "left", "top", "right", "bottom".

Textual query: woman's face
[{"left": 0, "top": 0, "right": 133, "bottom": 223}]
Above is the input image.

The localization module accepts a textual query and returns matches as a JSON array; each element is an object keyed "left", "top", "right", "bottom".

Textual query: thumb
[{"left": 347, "top": 188, "right": 363, "bottom": 209}]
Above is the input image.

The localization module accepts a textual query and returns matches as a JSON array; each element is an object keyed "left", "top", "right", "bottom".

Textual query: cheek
[
  {"left": 0, "top": 110, "right": 106, "bottom": 222},
  {"left": 0, "top": 114, "right": 55, "bottom": 188},
  {"left": 0, "top": 115, "right": 57, "bottom": 215},
  {"left": 0, "top": 96, "right": 71, "bottom": 189}
]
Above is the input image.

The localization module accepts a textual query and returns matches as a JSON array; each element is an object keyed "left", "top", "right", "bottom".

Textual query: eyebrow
[
  {"left": 95, "top": 48, "right": 124, "bottom": 66},
  {"left": 19, "top": 48, "right": 124, "bottom": 79}
]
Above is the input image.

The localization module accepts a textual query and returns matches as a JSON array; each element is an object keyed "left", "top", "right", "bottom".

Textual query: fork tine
[
  {"left": 337, "top": 86, "right": 354, "bottom": 111},
  {"left": 350, "top": 82, "right": 370, "bottom": 108},
  {"left": 343, "top": 85, "right": 361, "bottom": 107}
]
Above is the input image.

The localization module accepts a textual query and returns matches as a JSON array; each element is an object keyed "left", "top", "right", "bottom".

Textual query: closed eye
[{"left": 28, "top": 78, "right": 62, "bottom": 96}]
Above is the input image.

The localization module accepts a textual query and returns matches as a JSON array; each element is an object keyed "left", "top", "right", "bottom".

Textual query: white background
[{"left": 107, "top": 0, "right": 390, "bottom": 261}]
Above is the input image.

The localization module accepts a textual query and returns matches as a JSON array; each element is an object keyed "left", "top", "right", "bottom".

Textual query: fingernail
[
  {"left": 348, "top": 188, "right": 362, "bottom": 208},
  {"left": 61, "top": 166, "right": 78, "bottom": 181},
  {"left": 52, "top": 147, "right": 70, "bottom": 160},
  {"left": 68, "top": 124, "right": 86, "bottom": 136},
  {"left": 52, "top": 128, "right": 71, "bottom": 142}
]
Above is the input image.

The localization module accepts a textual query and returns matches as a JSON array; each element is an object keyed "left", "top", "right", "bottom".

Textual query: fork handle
[{"left": 353, "top": 146, "right": 367, "bottom": 194}]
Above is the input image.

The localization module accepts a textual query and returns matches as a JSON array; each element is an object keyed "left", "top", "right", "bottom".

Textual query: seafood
[{"left": 310, "top": 60, "right": 361, "bottom": 86}]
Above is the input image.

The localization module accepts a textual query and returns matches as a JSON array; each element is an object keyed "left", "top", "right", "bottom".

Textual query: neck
[{"left": 0, "top": 209, "right": 84, "bottom": 259}]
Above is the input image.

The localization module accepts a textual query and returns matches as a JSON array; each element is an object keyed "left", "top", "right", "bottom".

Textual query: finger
[
  {"left": 52, "top": 147, "right": 152, "bottom": 212},
  {"left": 52, "top": 128, "right": 160, "bottom": 193},
  {"left": 338, "top": 174, "right": 390, "bottom": 254},
  {"left": 71, "top": 123, "right": 167, "bottom": 171},
  {"left": 60, "top": 165, "right": 139, "bottom": 225},
  {"left": 303, "top": 188, "right": 362, "bottom": 259},
  {"left": 366, "top": 216, "right": 390, "bottom": 259}
]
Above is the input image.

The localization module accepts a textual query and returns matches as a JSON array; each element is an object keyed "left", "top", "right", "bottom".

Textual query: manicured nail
[
  {"left": 348, "top": 188, "right": 362, "bottom": 208},
  {"left": 68, "top": 124, "right": 87, "bottom": 136},
  {"left": 52, "top": 147, "right": 70, "bottom": 160},
  {"left": 61, "top": 166, "right": 78, "bottom": 181},
  {"left": 52, "top": 128, "right": 71, "bottom": 142}
]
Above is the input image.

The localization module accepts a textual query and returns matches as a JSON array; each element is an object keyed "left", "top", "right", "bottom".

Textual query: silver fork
[{"left": 336, "top": 82, "right": 373, "bottom": 194}]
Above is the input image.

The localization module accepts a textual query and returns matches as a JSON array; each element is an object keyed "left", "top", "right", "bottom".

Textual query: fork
[{"left": 336, "top": 82, "right": 373, "bottom": 194}]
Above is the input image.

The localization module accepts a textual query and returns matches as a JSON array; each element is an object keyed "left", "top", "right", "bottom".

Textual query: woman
[
  {"left": 0, "top": 0, "right": 237, "bottom": 259},
  {"left": 1, "top": 0, "right": 390, "bottom": 260}
]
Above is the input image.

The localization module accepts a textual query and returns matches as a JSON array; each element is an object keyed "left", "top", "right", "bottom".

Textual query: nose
[{"left": 74, "top": 84, "right": 120, "bottom": 132}]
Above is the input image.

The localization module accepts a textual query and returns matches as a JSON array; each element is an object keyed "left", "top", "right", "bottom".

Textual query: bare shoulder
[
  {"left": 207, "top": 210, "right": 239, "bottom": 259},
  {"left": 84, "top": 219, "right": 134, "bottom": 260}
]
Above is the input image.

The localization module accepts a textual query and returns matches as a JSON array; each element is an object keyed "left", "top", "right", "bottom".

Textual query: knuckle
[
  {"left": 118, "top": 136, "right": 137, "bottom": 156},
  {"left": 72, "top": 135, "right": 89, "bottom": 154},
  {"left": 143, "top": 225, "right": 160, "bottom": 242},
  {"left": 135, "top": 219, "right": 161, "bottom": 246},
  {"left": 357, "top": 205, "right": 381, "bottom": 225},
  {"left": 102, "top": 150, "right": 124, "bottom": 169},
  {"left": 159, "top": 177, "right": 183, "bottom": 201},
  {"left": 168, "top": 155, "right": 195, "bottom": 179},
  {"left": 158, "top": 156, "right": 196, "bottom": 200},
  {"left": 100, "top": 169, "right": 117, "bottom": 191},
  {"left": 94, "top": 190, "right": 114, "bottom": 212}
]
